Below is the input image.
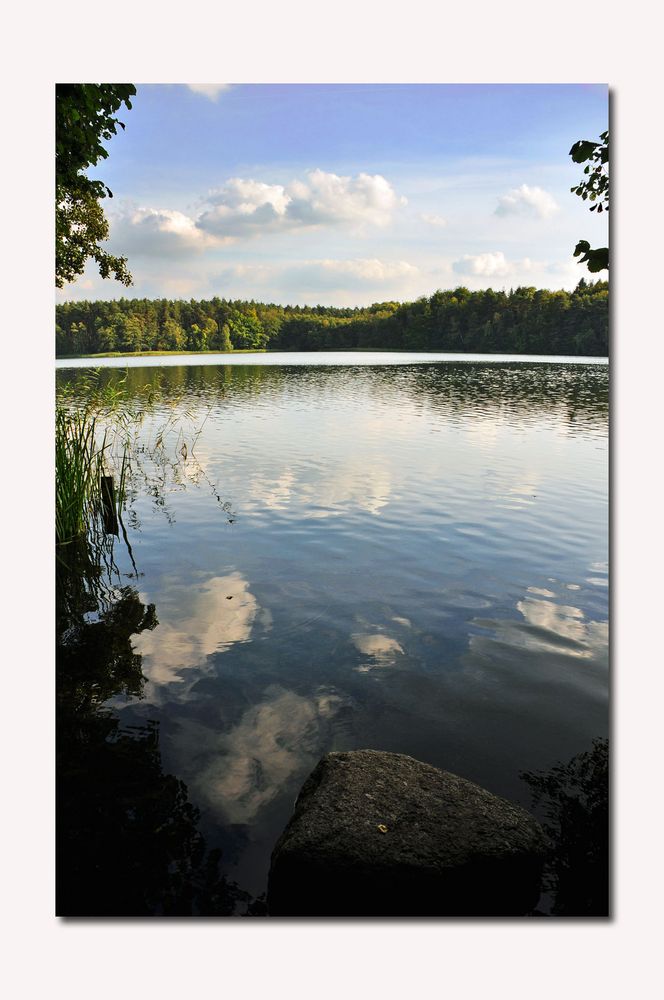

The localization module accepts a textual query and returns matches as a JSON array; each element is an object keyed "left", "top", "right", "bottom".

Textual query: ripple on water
[{"left": 58, "top": 358, "right": 608, "bottom": 908}]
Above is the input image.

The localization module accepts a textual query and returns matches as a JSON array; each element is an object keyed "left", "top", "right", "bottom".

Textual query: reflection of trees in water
[
  {"left": 56, "top": 545, "right": 256, "bottom": 916},
  {"left": 521, "top": 738, "right": 608, "bottom": 916},
  {"left": 404, "top": 364, "right": 608, "bottom": 433},
  {"left": 58, "top": 361, "right": 607, "bottom": 436}
]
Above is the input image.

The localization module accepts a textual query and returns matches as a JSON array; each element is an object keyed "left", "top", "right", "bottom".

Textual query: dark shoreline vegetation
[{"left": 56, "top": 279, "right": 608, "bottom": 358}]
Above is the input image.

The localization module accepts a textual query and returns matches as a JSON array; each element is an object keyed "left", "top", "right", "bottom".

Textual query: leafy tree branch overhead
[
  {"left": 56, "top": 84, "right": 136, "bottom": 288},
  {"left": 570, "top": 130, "right": 608, "bottom": 273}
]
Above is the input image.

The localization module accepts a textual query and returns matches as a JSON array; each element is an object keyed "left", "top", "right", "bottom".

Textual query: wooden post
[{"left": 101, "top": 475, "right": 118, "bottom": 536}]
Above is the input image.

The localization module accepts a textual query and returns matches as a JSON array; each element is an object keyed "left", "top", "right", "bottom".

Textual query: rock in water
[{"left": 268, "top": 750, "right": 546, "bottom": 916}]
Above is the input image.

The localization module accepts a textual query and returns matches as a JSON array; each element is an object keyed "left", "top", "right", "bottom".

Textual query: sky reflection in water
[{"left": 59, "top": 360, "right": 608, "bottom": 900}]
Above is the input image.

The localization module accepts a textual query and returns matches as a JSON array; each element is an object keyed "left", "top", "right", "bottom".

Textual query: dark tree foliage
[
  {"left": 570, "top": 130, "right": 609, "bottom": 273},
  {"left": 56, "top": 84, "right": 136, "bottom": 288},
  {"left": 55, "top": 281, "right": 609, "bottom": 358}
]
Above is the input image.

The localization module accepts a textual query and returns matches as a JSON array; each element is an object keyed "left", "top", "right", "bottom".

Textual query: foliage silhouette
[
  {"left": 570, "top": 130, "right": 609, "bottom": 273},
  {"left": 56, "top": 84, "right": 135, "bottom": 288}
]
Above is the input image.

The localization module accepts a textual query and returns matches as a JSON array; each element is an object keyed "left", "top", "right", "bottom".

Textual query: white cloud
[
  {"left": 186, "top": 84, "right": 231, "bottom": 100},
  {"left": 286, "top": 169, "right": 406, "bottom": 227},
  {"left": 207, "top": 257, "right": 422, "bottom": 304},
  {"left": 547, "top": 259, "right": 585, "bottom": 283},
  {"left": 111, "top": 206, "right": 224, "bottom": 257},
  {"left": 293, "top": 257, "right": 419, "bottom": 290},
  {"left": 420, "top": 213, "right": 447, "bottom": 227},
  {"left": 213, "top": 262, "right": 278, "bottom": 285},
  {"left": 495, "top": 184, "right": 559, "bottom": 219},
  {"left": 453, "top": 251, "right": 514, "bottom": 277},
  {"left": 105, "top": 171, "right": 406, "bottom": 260},
  {"left": 197, "top": 178, "right": 291, "bottom": 236},
  {"left": 196, "top": 169, "right": 405, "bottom": 239}
]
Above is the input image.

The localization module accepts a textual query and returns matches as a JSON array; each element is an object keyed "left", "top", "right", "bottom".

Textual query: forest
[{"left": 56, "top": 279, "right": 608, "bottom": 357}]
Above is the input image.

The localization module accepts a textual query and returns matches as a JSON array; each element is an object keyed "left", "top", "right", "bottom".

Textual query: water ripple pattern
[{"left": 58, "top": 359, "right": 608, "bottom": 899}]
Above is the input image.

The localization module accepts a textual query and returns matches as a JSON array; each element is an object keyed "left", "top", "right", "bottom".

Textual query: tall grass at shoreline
[
  {"left": 56, "top": 399, "right": 132, "bottom": 626},
  {"left": 56, "top": 367, "right": 233, "bottom": 559},
  {"left": 55, "top": 406, "right": 128, "bottom": 547},
  {"left": 56, "top": 370, "right": 132, "bottom": 551}
]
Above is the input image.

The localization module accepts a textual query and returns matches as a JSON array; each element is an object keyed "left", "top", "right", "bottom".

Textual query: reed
[
  {"left": 55, "top": 405, "right": 127, "bottom": 547},
  {"left": 56, "top": 366, "right": 227, "bottom": 558}
]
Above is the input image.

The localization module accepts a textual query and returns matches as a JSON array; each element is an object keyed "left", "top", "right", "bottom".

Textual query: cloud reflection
[
  {"left": 174, "top": 685, "right": 345, "bottom": 825},
  {"left": 134, "top": 572, "right": 266, "bottom": 686},
  {"left": 352, "top": 632, "right": 404, "bottom": 672},
  {"left": 245, "top": 459, "right": 393, "bottom": 518},
  {"left": 298, "top": 460, "right": 393, "bottom": 518},
  {"left": 474, "top": 593, "right": 608, "bottom": 661},
  {"left": 249, "top": 470, "right": 296, "bottom": 511}
]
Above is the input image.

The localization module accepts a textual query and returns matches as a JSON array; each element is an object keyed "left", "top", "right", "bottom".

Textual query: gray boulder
[{"left": 268, "top": 750, "right": 546, "bottom": 916}]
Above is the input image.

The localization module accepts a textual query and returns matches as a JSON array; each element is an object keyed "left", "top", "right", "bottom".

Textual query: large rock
[{"left": 268, "top": 750, "right": 546, "bottom": 916}]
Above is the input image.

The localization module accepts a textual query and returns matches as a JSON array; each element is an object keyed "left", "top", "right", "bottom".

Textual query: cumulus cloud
[
  {"left": 495, "top": 184, "right": 559, "bottom": 219},
  {"left": 453, "top": 251, "right": 517, "bottom": 277},
  {"left": 197, "top": 169, "right": 406, "bottom": 239},
  {"left": 450, "top": 252, "right": 586, "bottom": 290},
  {"left": 107, "top": 170, "right": 405, "bottom": 257},
  {"left": 186, "top": 84, "right": 231, "bottom": 100},
  {"left": 197, "top": 178, "right": 292, "bottom": 237},
  {"left": 286, "top": 169, "right": 405, "bottom": 227},
  {"left": 111, "top": 206, "right": 224, "bottom": 257}
]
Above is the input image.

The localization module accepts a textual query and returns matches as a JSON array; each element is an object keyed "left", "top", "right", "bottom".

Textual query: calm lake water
[{"left": 56, "top": 354, "right": 609, "bottom": 915}]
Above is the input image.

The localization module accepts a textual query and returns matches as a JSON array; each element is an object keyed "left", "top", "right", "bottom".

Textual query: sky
[{"left": 59, "top": 83, "right": 609, "bottom": 306}]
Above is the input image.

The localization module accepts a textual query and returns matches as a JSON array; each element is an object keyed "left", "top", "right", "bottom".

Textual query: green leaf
[
  {"left": 570, "top": 140, "right": 599, "bottom": 163},
  {"left": 573, "top": 242, "right": 608, "bottom": 272}
]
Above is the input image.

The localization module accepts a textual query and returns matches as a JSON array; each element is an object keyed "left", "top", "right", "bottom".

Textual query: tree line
[{"left": 56, "top": 279, "right": 608, "bottom": 357}]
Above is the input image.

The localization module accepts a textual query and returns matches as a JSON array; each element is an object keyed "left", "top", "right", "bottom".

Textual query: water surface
[
  {"left": 57, "top": 358, "right": 608, "bottom": 914},
  {"left": 56, "top": 349, "right": 608, "bottom": 369}
]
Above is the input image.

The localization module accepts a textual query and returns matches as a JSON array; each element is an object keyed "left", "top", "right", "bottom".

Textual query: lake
[{"left": 56, "top": 354, "right": 609, "bottom": 916}]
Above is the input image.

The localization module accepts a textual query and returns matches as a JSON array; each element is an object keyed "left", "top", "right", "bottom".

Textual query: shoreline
[{"left": 55, "top": 347, "right": 610, "bottom": 362}]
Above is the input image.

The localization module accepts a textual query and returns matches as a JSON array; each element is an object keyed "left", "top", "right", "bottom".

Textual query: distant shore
[
  {"left": 55, "top": 347, "right": 609, "bottom": 361},
  {"left": 56, "top": 347, "right": 431, "bottom": 359},
  {"left": 56, "top": 348, "right": 269, "bottom": 359}
]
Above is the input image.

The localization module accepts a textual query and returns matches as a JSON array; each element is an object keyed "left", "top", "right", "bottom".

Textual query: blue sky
[{"left": 59, "top": 83, "right": 608, "bottom": 305}]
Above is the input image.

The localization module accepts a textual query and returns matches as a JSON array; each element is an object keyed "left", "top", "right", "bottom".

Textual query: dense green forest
[{"left": 56, "top": 280, "right": 608, "bottom": 357}]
